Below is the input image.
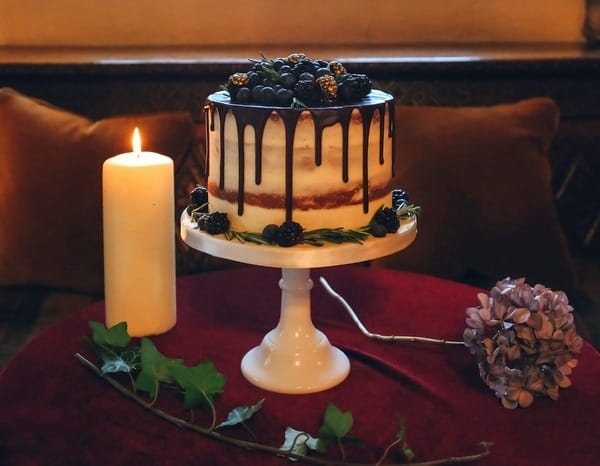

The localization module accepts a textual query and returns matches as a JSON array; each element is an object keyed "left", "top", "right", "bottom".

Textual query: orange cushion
[
  {"left": 0, "top": 88, "right": 196, "bottom": 294},
  {"left": 375, "top": 97, "right": 577, "bottom": 291}
]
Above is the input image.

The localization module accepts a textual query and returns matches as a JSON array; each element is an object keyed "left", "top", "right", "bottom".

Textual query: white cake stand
[{"left": 180, "top": 211, "right": 417, "bottom": 394}]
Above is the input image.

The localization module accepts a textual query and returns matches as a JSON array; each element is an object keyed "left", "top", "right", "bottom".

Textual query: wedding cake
[{"left": 189, "top": 53, "right": 415, "bottom": 247}]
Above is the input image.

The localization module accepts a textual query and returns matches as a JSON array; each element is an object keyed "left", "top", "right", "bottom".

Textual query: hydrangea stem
[{"left": 319, "top": 277, "right": 464, "bottom": 345}]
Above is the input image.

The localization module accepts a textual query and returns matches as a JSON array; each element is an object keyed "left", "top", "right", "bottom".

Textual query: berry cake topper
[{"left": 225, "top": 53, "right": 372, "bottom": 108}]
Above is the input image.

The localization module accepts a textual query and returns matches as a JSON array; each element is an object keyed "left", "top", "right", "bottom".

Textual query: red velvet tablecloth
[{"left": 1, "top": 266, "right": 599, "bottom": 465}]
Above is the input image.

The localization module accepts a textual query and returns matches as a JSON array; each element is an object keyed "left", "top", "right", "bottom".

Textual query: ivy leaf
[
  {"left": 89, "top": 321, "right": 130, "bottom": 347},
  {"left": 216, "top": 398, "right": 265, "bottom": 428},
  {"left": 135, "top": 338, "right": 183, "bottom": 398},
  {"left": 396, "top": 417, "right": 415, "bottom": 462},
  {"left": 86, "top": 322, "right": 138, "bottom": 375},
  {"left": 280, "top": 427, "right": 325, "bottom": 459},
  {"left": 169, "top": 359, "right": 226, "bottom": 409},
  {"left": 318, "top": 403, "right": 354, "bottom": 441},
  {"left": 98, "top": 347, "right": 140, "bottom": 375}
]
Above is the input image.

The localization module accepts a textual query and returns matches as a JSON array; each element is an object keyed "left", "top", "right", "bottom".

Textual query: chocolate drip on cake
[
  {"left": 206, "top": 90, "right": 394, "bottom": 221},
  {"left": 311, "top": 110, "right": 341, "bottom": 167},
  {"left": 359, "top": 106, "right": 376, "bottom": 213},
  {"left": 279, "top": 111, "right": 301, "bottom": 221},
  {"left": 378, "top": 107, "right": 385, "bottom": 166},
  {"left": 388, "top": 101, "right": 396, "bottom": 178},
  {"left": 203, "top": 105, "right": 212, "bottom": 175}
]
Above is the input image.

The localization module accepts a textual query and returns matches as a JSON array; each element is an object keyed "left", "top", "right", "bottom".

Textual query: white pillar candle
[{"left": 102, "top": 128, "right": 176, "bottom": 336}]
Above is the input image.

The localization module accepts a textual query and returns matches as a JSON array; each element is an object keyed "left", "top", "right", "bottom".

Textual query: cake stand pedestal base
[
  {"left": 241, "top": 268, "right": 349, "bottom": 394},
  {"left": 181, "top": 210, "right": 417, "bottom": 394}
]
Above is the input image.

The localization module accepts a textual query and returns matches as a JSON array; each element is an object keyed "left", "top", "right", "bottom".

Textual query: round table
[{"left": 1, "top": 266, "right": 599, "bottom": 466}]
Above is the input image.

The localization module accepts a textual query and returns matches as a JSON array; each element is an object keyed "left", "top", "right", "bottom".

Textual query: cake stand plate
[{"left": 180, "top": 211, "right": 417, "bottom": 394}]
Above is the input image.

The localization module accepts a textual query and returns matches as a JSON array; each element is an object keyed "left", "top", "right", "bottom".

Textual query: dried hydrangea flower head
[{"left": 463, "top": 277, "right": 583, "bottom": 409}]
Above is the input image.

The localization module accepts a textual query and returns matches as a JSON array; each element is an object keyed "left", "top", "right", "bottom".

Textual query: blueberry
[
  {"left": 262, "top": 76, "right": 277, "bottom": 87},
  {"left": 275, "top": 88, "right": 294, "bottom": 106},
  {"left": 273, "top": 58, "right": 286, "bottom": 70},
  {"left": 298, "top": 72, "right": 315, "bottom": 82},
  {"left": 262, "top": 224, "right": 280, "bottom": 242},
  {"left": 279, "top": 72, "right": 297, "bottom": 89},
  {"left": 190, "top": 185, "right": 208, "bottom": 205},
  {"left": 251, "top": 85, "right": 264, "bottom": 102},
  {"left": 258, "top": 86, "right": 276, "bottom": 105},
  {"left": 247, "top": 71, "right": 262, "bottom": 87},
  {"left": 279, "top": 65, "right": 293, "bottom": 74},
  {"left": 236, "top": 87, "right": 251, "bottom": 103},
  {"left": 315, "top": 67, "right": 332, "bottom": 78}
]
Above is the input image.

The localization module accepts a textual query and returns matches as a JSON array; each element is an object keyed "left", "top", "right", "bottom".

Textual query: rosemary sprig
[
  {"left": 396, "top": 204, "right": 421, "bottom": 219},
  {"left": 192, "top": 204, "right": 420, "bottom": 248}
]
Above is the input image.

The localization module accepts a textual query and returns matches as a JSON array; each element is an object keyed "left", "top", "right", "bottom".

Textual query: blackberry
[
  {"left": 189, "top": 185, "right": 208, "bottom": 205},
  {"left": 293, "top": 80, "right": 320, "bottom": 106},
  {"left": 292, "top": 59, "right": 318, "bottom": 76},
  {"left": 338, "top": 73, "right": 372, "bottom": 103},
  {"left": 262, "top": 224, "right": 280, "bottom": 242},
  {"left": 197, "top": 213, "right": 209, "bottom": 230},
  {"left": 276, "top": 221, "right": 304, "bottom": 247},
  {"left": 372, "top": 207, "right": 399, "bottom": 233},
  {"left": 370, "top": 223, "right": 388, "bottom": 238},
  {"left": 202, "top": 212, "right": 230, "bottom": 235},
  {"left": 317, "top": 75, "right": 337, "bottom": 104},
  {"left": 392, "top": 189, "right": 409, "bottom": 209}
]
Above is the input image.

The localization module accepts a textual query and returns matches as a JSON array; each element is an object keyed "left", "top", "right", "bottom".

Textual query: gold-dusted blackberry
[
  {"left": 228, "top": 72, "right": 250, "bottom": 87},
  {"left": 327, "top": 60, "right": 346, "bottom": 76},
  {"left": 317, "top": 75, "right": 338, "bottom": 104},
  {"left": 285, "top": 53, "right": 307, "bottom": 65}
]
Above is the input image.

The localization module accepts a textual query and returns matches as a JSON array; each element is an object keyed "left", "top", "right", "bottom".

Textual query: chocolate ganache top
[{"left": 204, "top": 89, "right": 395, "bottom": 219}]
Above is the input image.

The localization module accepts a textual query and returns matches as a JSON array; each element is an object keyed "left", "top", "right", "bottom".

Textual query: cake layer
[
  {"left": 209, "top": 194, "right": 393, "bottom": 232},
  {"left": 205, "top": 89, "right": 395, "bottom": 232}
]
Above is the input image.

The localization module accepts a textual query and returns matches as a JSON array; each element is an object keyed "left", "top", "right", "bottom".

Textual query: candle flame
[{"left": 132, "top": 127, "right": 141, "bottom": 155}]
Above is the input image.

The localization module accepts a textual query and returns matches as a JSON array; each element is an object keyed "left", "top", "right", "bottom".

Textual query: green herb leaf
[
  {"left": 397, "top": 204, "right": 422, "bottom": 219},
  {"left": 318, "top": 403, "right": 353, "bottom": 441},
  {"left": 216, "top": 398, "right": 264, "bottom": 428},
  {"left": 169, "top": 360, "right": 226, "bottom": 410},
  {"left": 89, "top": 321, "right": 130, "bottom": 347},
  {"left": 280, "top": 427, "right": 324, "bottom": 459},
  {"left": 135, "top": 338, "right": 183, "bottom": 398}
]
